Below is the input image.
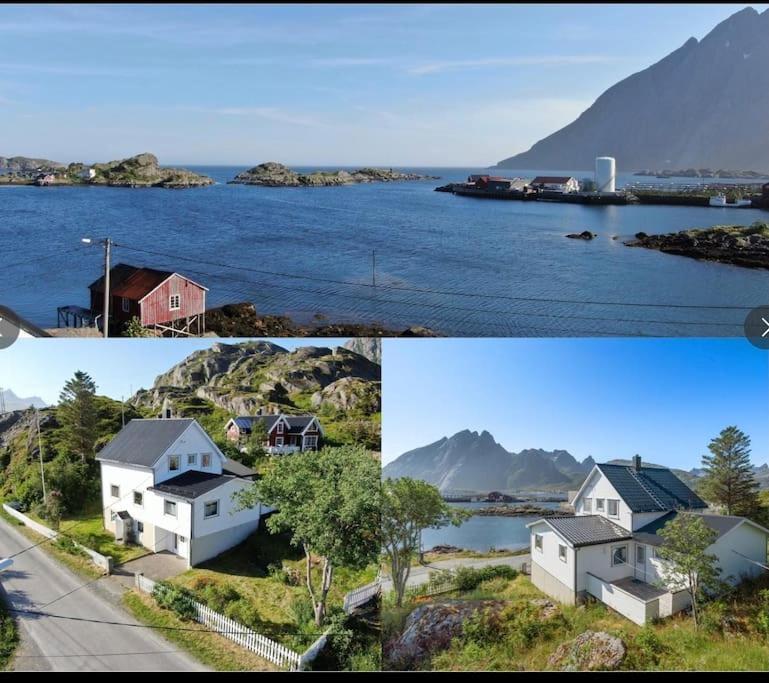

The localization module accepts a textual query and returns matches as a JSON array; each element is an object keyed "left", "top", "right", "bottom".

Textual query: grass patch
[
  {"left": 0, "top": 595, "right": 19, "bottom": 671},
  {"left": 122, "top": 590, "right": 280, "bottom": 671}
]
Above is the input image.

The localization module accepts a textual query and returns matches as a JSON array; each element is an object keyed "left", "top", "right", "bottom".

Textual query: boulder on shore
[{"left": 547, "top": 630, "right": 626, "bottom": 671}]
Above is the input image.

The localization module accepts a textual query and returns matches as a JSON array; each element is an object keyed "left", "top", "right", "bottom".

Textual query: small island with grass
[
  {"left": 228, "top": 161, "right": 438, "bottom": 187},
  {"left": 626, "top": 221, "right": 769, "bottom": 269}
]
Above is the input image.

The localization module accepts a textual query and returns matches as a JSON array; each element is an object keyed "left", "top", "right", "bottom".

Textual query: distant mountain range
[
  {"left": 383, "top": 429, "right": 767, "bottom": 492},
  {"left": 496, "top": 7, "right": 769, "bottom": 171},
  {"left": 0, "top": 388, "right": 47, "bottom": 412}
]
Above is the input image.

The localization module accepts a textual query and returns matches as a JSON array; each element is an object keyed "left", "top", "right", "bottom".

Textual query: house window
[
  {"left": 179, "top": 536, "right": 186, "bottom": 544},
  {"left": 636, "top": 544, "right": 646, "bottom": 565},
  {"left": 611, "top": 545, "right": 628, "bottom": 566},
  {"left": 596, "top": 498, "right": 605, "bottom": 512},
  {"left": 133, "top": 491, "right": 143, "bottom": 507},
  {"left": 204, "top": 500, "right": 219, "bottom": 519},
  {"left": 583, "top": 498, "right": 592, "bottom": 513},
  {"left": 607, "top": 499, "right": 619, "bottom": 518},
  {"left": 110, "top": 484, "right": 120, "bottom": 499},
  {"left": 534, "top": 534, "right": 543, "bottom": 552},
  {"left": 169, "top": 294, "right": 181, "bottom": 310},
  {"left": 304, "top": 435, "right": 318, "bottom": 450},
  {"left": 169, "top": 455, "right": 180, "bottom": 471},
  {"left": 164, "top": 499, "right": 177, "bottom": 517},
  {"left": 558, "top": 544, "right": 567, "bottom": 562},
  {"left": 187, "top": 453, "right": 197, "bottom": 466},
  {"left": 137, "top": 521, "right": 144, "bottom": 534},
  {"left": 110, "top": 511, "right": 117, "bottom": 522},
  {"left": 276, "top": 436, "right": 284, "bottom": 447},
  {"left": 277, "top": 422, "right": 284, "bottom": 434},
  {"left": 121, "top": 297, "right": 130, "bottom": 313},
  {"left": 201, "top": 453, "right": 211, "bottom": 467}
]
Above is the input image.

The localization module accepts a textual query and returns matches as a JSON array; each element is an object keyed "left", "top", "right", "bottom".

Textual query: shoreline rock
[
  {"left": 474, "top": 504, "right": 572, "bottom": 518},
  {"left": 228, "top": 161, "right": 439, "bottom": 187},
  {"left": 566, "top": 231, "right": 596, "bottom": 240},
  {"left": 626, "top": 222, "right": 769, "bottom": 269}
]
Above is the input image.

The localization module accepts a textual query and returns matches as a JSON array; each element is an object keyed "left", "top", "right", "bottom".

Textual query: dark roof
[
  {"left": 634, "top": 511, "right": 746, "bottom": 547},
  {"left": 543, "top": 515, "right": 632, "bottom": 548},
  {"left": 96, "top": 418, "right": 196, "bottom": 467},
  {"left": 116, "top": 510, "right": 132, "bottom": 520},
  {"left": 531, "top": 176, "right": 575, "bottom": 184},
  {"left": 596, "top": 463, "right": 707, "bottom": 513},
  {"left": 148, "top": 471, "right": 236, "bottom": 501},
  {"left": 233, "top": 415, "right": 281, "bottom": 432},
  {"left": 222, "top": 459, "right": 257, "bottom": 478},
  {"left": 89, "top": 262, "right": 207, "bottom": 300},
  {"left": 284, "top": 416, "right": 316, "bottom": 434}
]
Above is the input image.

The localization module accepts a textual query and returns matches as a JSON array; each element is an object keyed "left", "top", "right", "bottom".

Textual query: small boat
[{"left": 708, "top": 193, "right": 752, "bottom": 207}]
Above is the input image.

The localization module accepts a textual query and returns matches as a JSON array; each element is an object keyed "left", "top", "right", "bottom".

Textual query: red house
[
  {"left": 89, "top": 263, "right": 208, "bottom": 336},
  {"left": 224, "top": 414, "right": 323, "bottom": 454}
]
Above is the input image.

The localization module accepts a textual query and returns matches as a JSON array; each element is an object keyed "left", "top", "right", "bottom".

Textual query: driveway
[
  {"left": 112, "top": 551, "right": 188, "bottom": 588},
  {"left": 381, "top": 553, "right": 531, "bottom": 593},
  {"left": 0, "top": 517, "right": 207, "bottom": 672}
]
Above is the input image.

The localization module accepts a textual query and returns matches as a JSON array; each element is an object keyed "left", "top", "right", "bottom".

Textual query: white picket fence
[{"left": 135, "top": 572, "right": 382, "bottom": 671}]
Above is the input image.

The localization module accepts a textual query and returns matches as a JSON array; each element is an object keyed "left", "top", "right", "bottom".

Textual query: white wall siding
[
  {"left": 585, "top": 573, "right": 653, "bottom": 626},
  {"left": 530, "top": 521, "right": 574, "bottom": 591},
  {"left": 192, "top": 478, "right": 261, "bottom": 539},
  {"left": 631, "top": 511, "right": 669, "bottom": 532},
  {"left": 576, "top": 542, "right": 635, "bottom": 592},
  {"left": 189, "top": 519, "right": 262, "bottom": 567},
  {"left": 575, "top": 469, "right": 632, "bottom": 531},
  {"left": 710, "top": 522, "right": 769, "bottom": 584},
  {"left": 153, "top": 422, "right": 224, "bottom": 484},
  {"left": 100, "top": 461, "right": 155, "bottom": 532}
]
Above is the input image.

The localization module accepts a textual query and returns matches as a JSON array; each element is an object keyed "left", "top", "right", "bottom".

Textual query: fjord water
[
  {"left": 421, "top": 501, "right": 562, "bottom": 553},
  {"left": 2, "top": 166, "right": 767, "bottom": 335}
]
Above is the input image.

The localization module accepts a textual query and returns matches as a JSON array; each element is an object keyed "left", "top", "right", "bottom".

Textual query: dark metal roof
[
  {"left": 233, "top": 415, "right": 280, "bottom": 432},
  {"left": 96, "top": 418, "right": 195, "bottom": 467},
  {"left": 116, "top": 510, "right": 132, "bottom": 520},
  {"left": 89, "top": 262, "right": 207, "bottom": 300},
  {"left": 283, "top": 416, "right": 316, "bottom": 434},
  {"left": 222, "top": 459, "right": 257, "bottom": 478},
  {"left": 596, "top": 464, "right": 707, "bottom": 513},
  {"left": 634, "top": 511, "right": 746, "bottom": 547},
  {"left": 148, "top": 471, "right": 236, "bottom": 500},
  {"left": 531, "top": 176, "right": 575, "bottom": 184},
  {"left": 543, "top": 515, "right": 632, "bottom": 548}
]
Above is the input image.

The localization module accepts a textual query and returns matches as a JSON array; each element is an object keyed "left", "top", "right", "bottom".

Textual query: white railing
[
  {"left": 2, "top": 503, "right": 113, "bottom": 573},
  {"left": 266, "top": 445, "right": 301, "bottom": 455},
  {"left": 343, "top": 580, "right": 381, "bottom": 612}
]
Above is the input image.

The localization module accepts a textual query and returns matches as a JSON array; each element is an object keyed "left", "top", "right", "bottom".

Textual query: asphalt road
[
  {"left": 381, "top": 553, "right": 531, "bottom": 593},
  {"left": 0, "top": 517, "right": 208, "bottom": 672}
]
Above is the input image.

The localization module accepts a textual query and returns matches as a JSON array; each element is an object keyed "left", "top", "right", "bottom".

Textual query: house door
[
  {"left": 172, "top": 533, "right": 178, "bottom": 552},
  {"left": 635, "top": 544, "right": 646, "bottom": 581}
]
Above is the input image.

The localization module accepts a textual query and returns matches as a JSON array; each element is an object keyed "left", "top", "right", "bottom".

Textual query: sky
[
  {"left": 381, "top": 338, "right": 769, "bottom": 470},
  {"left": 1, "top": 3, "right": 766, "bottom": 166},
  {"left": 0, "top": 337, "right": 350, "bottom": 404}
]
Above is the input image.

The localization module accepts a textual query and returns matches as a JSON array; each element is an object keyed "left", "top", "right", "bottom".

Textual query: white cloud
[{"left": 408, "top": 55, "right": 616, "bottom": 75}]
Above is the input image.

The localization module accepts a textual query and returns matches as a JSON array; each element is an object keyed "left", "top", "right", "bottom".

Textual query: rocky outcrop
[
  {"left": 343, "top": 338, "right": 381, "bottom": 365},
  {"left": 311, "top": 377, "right": 382, "bottom": 413},
  {"left": 474, "top": 504, "right": 573, "bottom": 518},
  {"left": 626, "top": 223, "right": 769, "bottom": 269},
  {"left": 384, "top": 600, "right": 506, "bottom": 670},
  {"left": 88, "top": 153, "right": 213, "bottom": 188},
  {"left": 0, "top": 156, "right": 64, "bottom": 171},
  {"left": 547, "top": 631, "right": 626, "bottom": 671},
  {"left": 228, "top": 162, "right": 438, "bottom": 186},
  {"left": 566, "top": 231, "right": 596, "bottom": 240}
]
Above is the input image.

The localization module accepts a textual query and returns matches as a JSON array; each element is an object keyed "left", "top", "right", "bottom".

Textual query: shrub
[
  {"left": 152, "top": 581, "right": 197, "bottom": 622},
  {"left": 224, "top": 599, "right": 262, "bottom": 630},
  {"left": 699, "top": 601, "right": 728, "bottom": 634},
  {"left": 199, "top": 582, "right": 241, "bottom": 613},
  {"left": 454, "top": 565, "right": 518, "bottom": 592},
  {"left": 53, "top": 534, "right": 87, "bottom": 558},
  {"left": 290, "top": 595, "right": 316, "bottom": 630},
  {"left": 753, "top": 589, "right": 769, "bottom": 636},
  {"left": 633, "top": 627, "right": 666, "bottom": 666}
]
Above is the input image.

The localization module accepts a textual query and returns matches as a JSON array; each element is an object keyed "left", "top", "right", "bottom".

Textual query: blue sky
[
  {"left": 1, "top": 3, "right": 765, "bottom": 165},
  {"left": 0, "top": 337, "right": 349, "bottom": 405},
  {"left": 382, "top": 338, "right": 769, "bottom": 470}
]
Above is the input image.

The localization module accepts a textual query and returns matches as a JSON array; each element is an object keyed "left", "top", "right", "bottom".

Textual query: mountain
[
  {"left": 382, "top": 430, "right": 594, "bottom": 491},
  {"left": 343, "top": 338, "right": 381, "bottom": 365},
  {"left": 0, "top": 388, "right": 47, "bottom": 412},
  {"left": 496, "top": 7, "right": 769, "bottom": 171},
  {"left": 0, "top": 156, "right": 63, "bottom": 171}
]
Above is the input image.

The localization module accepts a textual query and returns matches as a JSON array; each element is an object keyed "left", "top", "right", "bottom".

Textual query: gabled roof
[
  {"left": 283, "top": 416, "right": 317, "bottom": 434},
  {"left": 96, "top": 418, "right": 196, "bottom": 467},
  {"left": 595, "top": 463, "right": 707, "bottom": 513},
  {"left": 148, "top": 471, "right": 238, "bottom": 501},
  {"left": 537, "top": 515, "right": 632, "bottom": 548},
  {"left": 232, "top": 415, "right": 281, "bottom": 432},
  {"left": 222, "top": 459, "right": 257, "bottom": 478},
  {"left": 531, "top": 176, "right": 575, "bottom": 184},
  {"left": 89, "top": 262, "right": 207, "bottom": 300},
  {"left": 634, "top": 511, "right": 754, "bottom": 547}
]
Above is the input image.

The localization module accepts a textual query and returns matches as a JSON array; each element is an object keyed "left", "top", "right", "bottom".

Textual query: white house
[
  {"left": 96, "top": 418, "right": 266, "bottom": 567},
  {"left": 528, "top": 456, "right": 769, "bottom": 625},
  {"left": 530, "top": 175, "right": 579, "bottom": 193}
]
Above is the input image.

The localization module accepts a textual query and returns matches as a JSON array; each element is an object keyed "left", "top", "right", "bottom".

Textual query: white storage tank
[{"left": 595, "top": 156, "right": 616, "bottom": 193}]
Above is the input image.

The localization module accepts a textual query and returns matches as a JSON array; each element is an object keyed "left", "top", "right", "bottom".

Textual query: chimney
[{"left": 633, "top": 454, "right": 642, "bottom": 472}]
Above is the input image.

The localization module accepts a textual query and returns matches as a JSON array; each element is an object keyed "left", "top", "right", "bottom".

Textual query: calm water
[
  {"left": 1, "top": 166, "right": 767, "bottom": 335},
  {"left": 421, "top": 501, "right": 562, "bottom": 553}
]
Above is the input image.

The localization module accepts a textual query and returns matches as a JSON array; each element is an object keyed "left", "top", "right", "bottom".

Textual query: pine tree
[
  {"left": 57, "top": 371, "right": 98, "bottom": 463},
  {"left": 700, "top": 426, "right": 759, "bottom": 516}
]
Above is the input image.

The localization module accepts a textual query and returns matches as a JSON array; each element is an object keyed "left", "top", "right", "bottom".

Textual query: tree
[
  {"left": 246, "top": 419, "right": 268, "bottom": 459},
  {"left": 57, "top": 371, "right": 98, "bottom": 463},
  {"left": 235, "top": 446, "right": 380, "bottom": 626},
  {"left": 381, "top": 477, "right": 471, "bottom": 607},
  {"left": 656, "top": 513, "right": 721, "bottom": 629},
  {"left": 123, "top": 317, "right": 151, "bottom": 337},
  {"left": 700, "top": 426, "right": 759, "bottom": 516}
]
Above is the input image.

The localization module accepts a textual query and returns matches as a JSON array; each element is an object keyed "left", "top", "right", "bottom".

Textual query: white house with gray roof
[
  {"left": 96, "top": 418, "right": 265, "bottom": 567},
  {"left": 528, "top": 456, "right": 769, "bottom": 624}
]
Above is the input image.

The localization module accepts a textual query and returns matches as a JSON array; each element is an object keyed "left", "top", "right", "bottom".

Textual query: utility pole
[
  {"left": 103, "top": 238, "right": 111, "bottom": 338},
  {"left": 121, "top": 395, "right": 126, "bottom": 428},
  {"left": 36, "top": 408, "right": 47, "bottom": 505}
]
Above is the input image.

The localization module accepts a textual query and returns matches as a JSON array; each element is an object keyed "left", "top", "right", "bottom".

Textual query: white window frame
[
  {"left": 110, "top": 484, "right": 120, "bottom": 499},
  {"left": 607, "top": 499, "right": 619, "bottom": 518},
  {"left": 164, "top": 499, "right": 177, "bottom": 517},
  {"left": 558, "top": 544, "right": 567, "bottom": 563},
  {"left": 187, "top": 453, "right": 197, "bottom": 466},
  {"left": 121, "top": 296, "right": 130, "bottom": 313},
  {"left": 596, "top": 498, "right": 605, "bottom": 512},
  {"left": 583, "top": 497, "right": 592, "bottom": 513},
  {"left": 201, "top": 453, "right": 211, "bottom": 467},
  {"left": 304, "top": 435, "right": 318, "bottom": 450},
  {"left": 636, "top": 544, "right": 646, "bottom": 565},
  {"left": 169, "top": 294, "right": 181, "bottom": 311},
  {"left": 203, "top": 500, "right": 219, "bottom": 519},
  {"left": 534, "top": 533, "right": 543, "bottom": 552},
  {"left": 275, "top": 436, "right": 284, "bottom": 447},
  {"left": 133, "top": 491, "right": 143, "bottom": 507},
  {"left": 611, "top": 544, "right": 628, "bottom": 567},
  {"left": 276, "top": 422, "right": 284, "bottom": 434},
  {"left": 168, "top": 454, "right": 180, "bottom": 471}
]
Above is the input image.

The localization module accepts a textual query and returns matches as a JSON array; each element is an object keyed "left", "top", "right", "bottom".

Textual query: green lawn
[
  {"left": 168, "top": 525, "right": 376, "bottom": 652},
  {"left": 0, "top": 596, "right": 19, "bottom": 671},
  {"left": 385, "top": 574, "right": 769, "bottom": 671}
]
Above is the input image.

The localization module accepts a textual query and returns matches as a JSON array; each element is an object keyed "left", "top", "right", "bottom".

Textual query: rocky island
[
  {"left": 626, "top": 222, "right": 769, "bottom": 269},
  {"left": 634, "top": 168, "right": 769, "bottom": 180},
  {"left": 473, "top": 504, "right": 571, "bottom": 518},
  {"left": 0, "top": 152, "right": 213, "bottom": 188},
  {"left": 0, "top": 155, "right": 64, "bottom": 172},
  {"left": 228, "top": 161, "right": 439, "bottom": 186}
]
